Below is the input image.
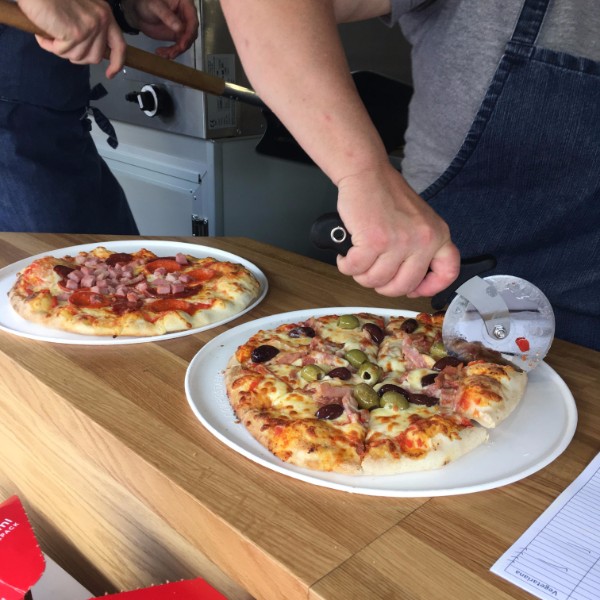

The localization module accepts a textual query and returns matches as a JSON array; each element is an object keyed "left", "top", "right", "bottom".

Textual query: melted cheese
[{"left": 405, "top": 368, "right": 437, "bottom": 392}]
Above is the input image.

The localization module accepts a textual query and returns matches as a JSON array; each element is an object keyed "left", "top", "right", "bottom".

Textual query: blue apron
[
  {"left": 421, "top": 0, "right": 600, "bottom": 351},
  {"left": 0, "top": 28, "right": 139, "bottom": 235}
]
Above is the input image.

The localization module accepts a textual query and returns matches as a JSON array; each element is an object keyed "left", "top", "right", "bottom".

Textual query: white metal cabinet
[{"left": 92, "top": 121, "right": 339, "bottom": 261}]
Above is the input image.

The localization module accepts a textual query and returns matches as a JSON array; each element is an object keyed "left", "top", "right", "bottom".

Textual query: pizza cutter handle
[
  {"left": 309, "top": 212, "right": 497, "bottom": 311},
  {"left": 310, "top": 212, "right": 354, "bottom": 255}
]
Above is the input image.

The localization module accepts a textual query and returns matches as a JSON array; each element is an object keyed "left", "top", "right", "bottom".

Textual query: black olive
[
  {"left": 377, "top": 384, "right": 411, "bottom": 400},
  {"left": 289, "top": 326, "right": 316, "bottom": 338},
  {"left": 400, "top": 318, "right": 418, "bottom": 334},
  {"left": 315, "top": 403, "right": 344, "bottom": 420},
  {"left": 327, "top": 367, "right": 352, "bottom": 380},
  {"left": 432, "top": 356, "right": 465, "bottom": 371},
  {"left": 408, "top": 393, "right": 439, "bottom": 407},
  {"left": 362, "top": 322, "right": 385, "bottom": 344},
  {"left": 251, "top": 345, "right": 280, "bottom": 363},
  {"left": 421, "top": 373, "right": 438, "bottom": 387}
]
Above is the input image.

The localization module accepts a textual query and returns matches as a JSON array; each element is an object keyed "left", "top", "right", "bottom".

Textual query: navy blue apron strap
[
  {"left": 85, "top": 83, "right": 119, "bottom": 149},
  {"left": 510, "top": 0, "right": 550, "bottom": 46}
]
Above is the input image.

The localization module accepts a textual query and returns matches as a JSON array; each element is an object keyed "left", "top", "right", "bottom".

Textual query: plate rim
[
  {"left": 0, "top": 239, "right": 268, "bottom": 345},
  {"left": 184, "top": 307, "right": 578, "bottom": 497}
]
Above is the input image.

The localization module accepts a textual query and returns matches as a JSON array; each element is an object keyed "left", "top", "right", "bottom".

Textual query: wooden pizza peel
[{"left": 0, "top": 0, "right": 412, "bottom": 165}]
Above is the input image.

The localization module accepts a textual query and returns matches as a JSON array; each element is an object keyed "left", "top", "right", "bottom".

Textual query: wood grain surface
[{"left": 0, "top": 233, "right": 597, "bottom": 600}]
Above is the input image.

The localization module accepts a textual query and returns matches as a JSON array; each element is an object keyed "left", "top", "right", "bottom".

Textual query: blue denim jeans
[
  {"left": 0, "top": 26, "right": 137, "bottom": 236},
  {"left": 0, "top": 100, "right": 138, "bottom": 235}
]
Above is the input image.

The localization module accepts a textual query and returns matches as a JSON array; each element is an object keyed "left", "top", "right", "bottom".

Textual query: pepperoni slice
[
  {"left": 145, "top": 258, "right": 182, "bottom": 273},
  {"left": 147, "top": 298, "right": 194, "bottom": 314},
  {"left": 111, "top": 298, "right": 144, "bottom": 315},
  {"left": 55, "top": 264, "right": 76, "bottom": 291},
  {"left": 54, "top": 264, "right": 74, "bottom": 278},
  {"left": 147, "top": 299, "right": 213, "bottom": 315},
  {"left": 105, "top": 252, "right": 134, "bottom": 266},
  {"left": 186, "top": 268, "right": 217, "bottom": 284},
  {"left": 68, "top": 290, "right": 112, "bottom": 308}
]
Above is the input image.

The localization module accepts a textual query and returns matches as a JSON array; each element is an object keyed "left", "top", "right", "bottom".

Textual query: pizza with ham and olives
[
  {"left": 8, "top": 246, "right": 261, "bottom": 337},
  {"left": 224, "top": 311, "right": 527, "bottom": 475}
]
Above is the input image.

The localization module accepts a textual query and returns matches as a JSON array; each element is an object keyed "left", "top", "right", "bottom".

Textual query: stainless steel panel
[{"left": 90, "top": 0, "right": 265, "bottom": 139}]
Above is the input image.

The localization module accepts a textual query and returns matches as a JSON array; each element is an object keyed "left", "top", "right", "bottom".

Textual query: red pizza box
[
  {"left": 0, "top": 495, "right": 227, "bottom": 600},
  {"left": 94, "top": 578, "right": 228, "bottom": 599},
  {"left": 0, "top": 495, "right": 45, "bottom": 600}
]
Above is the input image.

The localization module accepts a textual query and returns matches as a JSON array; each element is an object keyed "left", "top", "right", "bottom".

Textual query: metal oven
[{"left": 89, "top": 1, "right": 412, "bottom": 258}]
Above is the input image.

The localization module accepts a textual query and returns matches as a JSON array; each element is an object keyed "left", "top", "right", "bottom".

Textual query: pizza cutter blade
[{"left": 442, "top": 275, "right": 555, "bottom": 371}]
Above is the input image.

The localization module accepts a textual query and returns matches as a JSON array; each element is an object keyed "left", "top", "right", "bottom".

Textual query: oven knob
[{"left": 125, "top": 84, "right": 170, "bottom": 118}]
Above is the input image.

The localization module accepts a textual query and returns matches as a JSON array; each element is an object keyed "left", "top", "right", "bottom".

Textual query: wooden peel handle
[
  {"left": 123, "top": 46, "right": 226, "bottom": 96},
  {"left": 0, "top": 0, "right": 226, "bottom": 96},
  {"left": 0, "top": 0, "right": 42, "bottom": 35}
]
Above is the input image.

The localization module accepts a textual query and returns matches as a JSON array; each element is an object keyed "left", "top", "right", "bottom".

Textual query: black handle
[
  {"left": 309, "top": 212, "right": 496, "bottom": 310},
  {"left": 310, "top": 212, "right": 353, "bottom": 255}
]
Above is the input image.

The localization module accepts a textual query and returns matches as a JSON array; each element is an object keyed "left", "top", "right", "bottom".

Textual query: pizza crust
[
  {"left": 362, "top": 425, "right": 489, "bottom": 475},
  {"left": 457, "top": 364, "right": 528, "bottom": 428},
  {"left": 241, "top": 409, "right": 364, "bottom": 474}
]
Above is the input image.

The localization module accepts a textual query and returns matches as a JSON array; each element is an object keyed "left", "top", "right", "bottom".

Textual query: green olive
[
  {"left": 380, "top": 391, "right": 410, "bottom": 410},
  {"left": 353, "top": 383, "right": 380, "bottom": 410},
  {"left": 338, "top": 314, "right": 360, "bottom": 329},
  {"left": 429, "top": 341, "right": 447, "bottom": 361},
  {"left": 300, "top": 364, "right": 324, "bottom": 382},
  {"left": 345, "top": 348, "right": 368, "bottom": 369},
  {"left": 357, "top": 362, "right": 381, "bottom": 386}
]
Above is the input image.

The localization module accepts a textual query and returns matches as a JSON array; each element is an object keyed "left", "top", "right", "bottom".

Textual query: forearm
[
  {"left": 220, "top": 0, "right": 390, "bottom": 185},
  {"left": 221, "top": 0, "right": 459, "bottom": 299}
]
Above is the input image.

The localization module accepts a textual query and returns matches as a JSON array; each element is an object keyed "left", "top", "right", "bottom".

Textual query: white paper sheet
[
  {"left": 31, "top": 554, "right": 91, "bottom": 600},
  {"left": 491, "top": 452, "right": 600, "bottom": 600}
]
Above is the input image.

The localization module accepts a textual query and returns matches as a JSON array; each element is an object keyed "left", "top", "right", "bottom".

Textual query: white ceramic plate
[
  {"left": 185, "top": 307, "right": 578, "bottom": 497},
  {"left": 0, "top": 240, "right": 268, "bottom": 345}
]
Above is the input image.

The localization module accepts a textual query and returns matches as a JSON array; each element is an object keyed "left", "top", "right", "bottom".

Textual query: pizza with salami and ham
[
  {"left": 8, "top": 246, "right": 261, "bottom": 337},
  {"left": 224, "top": 311, "right": 527, "bottom": 475}
]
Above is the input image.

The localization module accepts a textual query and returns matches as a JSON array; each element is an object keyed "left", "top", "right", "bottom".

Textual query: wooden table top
[{"left": 0, "top": 232, "right": 598, "bottom": 600}]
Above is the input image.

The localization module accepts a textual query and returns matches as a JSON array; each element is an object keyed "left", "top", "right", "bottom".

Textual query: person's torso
[
  {"left": 389, "top": 0, "right": 600, "bottom": 193},
  {"left": 405, "top": 0, "right": 600, "bottom": 348}
]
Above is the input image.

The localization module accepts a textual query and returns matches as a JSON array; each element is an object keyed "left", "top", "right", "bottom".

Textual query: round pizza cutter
[
  {"left": 309, "top": 212, "right": 555, "bottom": 371},
  {"left": 442, "top": 275, "right": 555, "bottom": 371}
]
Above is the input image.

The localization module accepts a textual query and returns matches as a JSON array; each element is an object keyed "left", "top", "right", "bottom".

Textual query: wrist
[
  {"left": 106, "top": 0, "right": 139, "bottom": 35},
  {"left": 334, "top": 157, "right": 396, "bottom": 188},
  {"left": 326, "top": 132, "right": 391, "bottom": 186}
]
